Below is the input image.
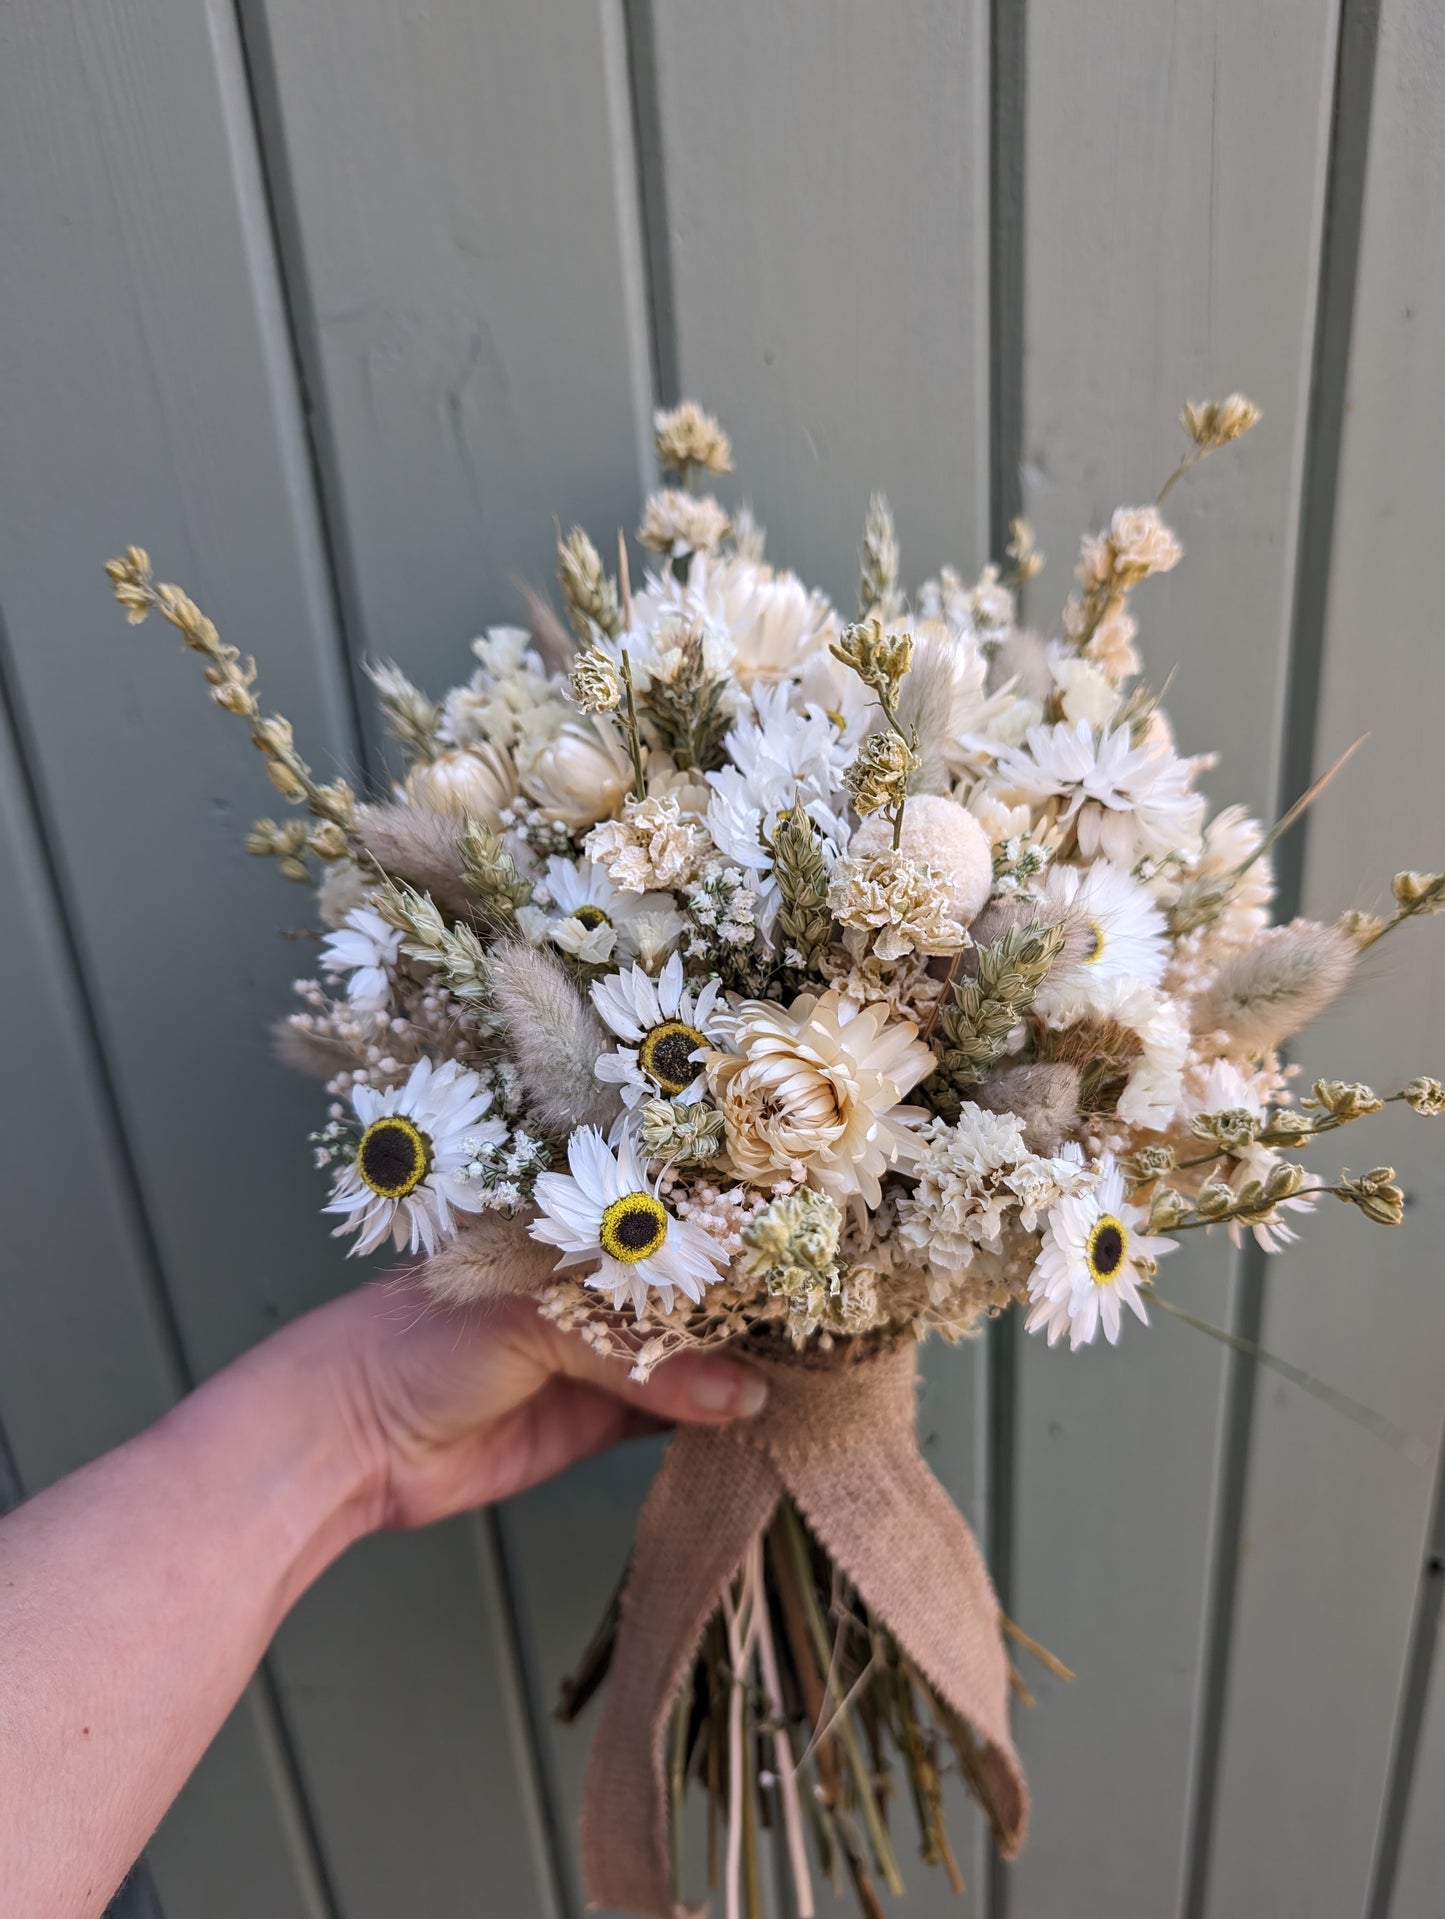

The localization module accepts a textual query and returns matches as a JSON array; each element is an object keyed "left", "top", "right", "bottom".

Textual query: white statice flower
[
  {"left": 527, "top": 855, "right": 676, "bottom": 965},
  {"left": 1032, "top": 859, "right": 1167, "bottom": 1019},
  {"left": 514, "top": 707, "right": 634, "bottom": 832},
  {"left": 827, "top": 851, "right": 967, "bottom": 961},
  {"left": 319, "top": 906, "right": 403, "bottom": 1015},
  {"left": 897, "top": 1106, "right": 1089, "bottom": 1276},
  {"left": 1180, "top": 1057, "right": 1314, "bottom": 1252},
  {"left": 529, "top": 1125, "right": 728, "bottom": 1317},
  {"left": 638, "top": 489, "right": 730, "bottom": 559},
  {"left": 705, "top": 990, "right": 933, "bottom": 1207},
  {"left": 585, "top": 793, "right": 713, "bottom": 893},
  {"left": 995, "top": 718, "right": 1206, "bottom": 865},
  {"left": 591, "top": 951, "right": 726, "bottom": 1108},
  {"left": 438, "top": 627, "right": 553, "bottom": 753},
  {"left": 706, "top": 683, "right": 847, "bottom": 892},
  {"left": 325, "top": 1058, "right": 505, "bottom": 1256},
  {"left": 1025, "top": 1152, "right": 1175, "bottom": 1349}
]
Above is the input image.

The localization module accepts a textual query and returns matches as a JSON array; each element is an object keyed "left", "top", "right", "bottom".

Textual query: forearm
[{"left": 0, "top": 1296, "right": 382, "bottom": 1918}]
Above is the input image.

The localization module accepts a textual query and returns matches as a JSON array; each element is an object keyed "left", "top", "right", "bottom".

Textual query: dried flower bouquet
[{"left": 111, "top": 396, "right": 1442, "bottom": 1918}]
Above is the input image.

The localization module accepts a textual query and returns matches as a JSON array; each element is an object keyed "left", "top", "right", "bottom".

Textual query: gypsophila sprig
[{"left": 114, "top": 394, "right": 1443, "bottom": 1919}]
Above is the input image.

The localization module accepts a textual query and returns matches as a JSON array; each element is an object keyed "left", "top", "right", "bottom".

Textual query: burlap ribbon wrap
[{"left": 580, "top": 1340, "right": 1028, "bottom": 1916}]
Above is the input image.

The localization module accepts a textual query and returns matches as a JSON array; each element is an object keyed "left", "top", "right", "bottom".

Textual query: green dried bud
[
  {"left": 637, "top": 1099, "right": 727, "bottom": 1166},
  {"left": 1121, "top": 1143, "right": 1177, "bottom": 1186},
  {"left": 770, "top": 801, "right": 833, "bottom": 972},
  {"left": 1257, "top": 1109, "right": 1313, "bottom": 1145},
  {"left": 857, "top": 493, "right": 903, "bottom": 621},
  {"left": 1147, "top": 1188, "right": 1191, "bottom": 1232},
  {"left": 1191, "top": 1107, "right": 1260, "bottom": 1150},
  {"left": 1338, "top": 1165, "right": 1405, "bottom": 1226},
  {"left": 1304, "top": 1078, "right": 1384, "bottom": 1121},
  {"left": 844, "top": 728, "right": 920, "bottom": 818},
  {"left": 831, "top": 617, "right": 914, "bottom": 699},
  {"left": 1264, "top": 1160, "right": 1308, "bottom": 1201},
  {"left": 1403, "top": 1076, "right": 1445, "bottom": 1116},
  {"left": 1196, "top": 1181, "right": 1236, "bottom": 1220}
]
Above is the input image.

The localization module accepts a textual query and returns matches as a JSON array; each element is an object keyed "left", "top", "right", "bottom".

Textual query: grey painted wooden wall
[{"left": 1, "top": 2, "right": 1442, "bottom": 1914}]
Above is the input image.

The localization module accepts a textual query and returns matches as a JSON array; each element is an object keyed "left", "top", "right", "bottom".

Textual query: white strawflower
[
  {"left": 1025, "top": 1153, "right": 1175, "bottom": 1350},
  {"left": 530, "top": 1125, "right": 728, "bottom": 1317},
  {"left": 591, "top": 951, "right": 726, "bottom": 1108},
  {"left": 403, "top": 742, "right": 518, "bottom": 827},
  {"left": 995, "top": 718, "right": 1206, "bottom": 864},
  {"left": 827, "top": 851, "right": 967, "bottom": 961},
  {"left": 326, "top": 1058, "right": 505, "bottom": 1256},
  {"left": 1032, "top": 860, "right": 1167, "bottom": 1019},
  {"left": 705, "top": 683, "right": 847, "bottom": 887},
  {"left": 515, "top": 708, "right": 634, "bottom": 832},
  {"left": 705, "top": 990, "right": 933, "bottom": 1206},
  {"left": 319, "top": 905, "right": 403, "bottom": 1015},
  {"left": 625, "top": 553, "right": 836, "bottom": 691},
  {"left": 897, "top": 1106, "right": 1088, "bottom": 1276}
]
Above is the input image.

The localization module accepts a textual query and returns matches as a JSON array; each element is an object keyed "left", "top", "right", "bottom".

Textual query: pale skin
[{"left": 0, "top": 1279, "right": 767, "bottom": 1918}]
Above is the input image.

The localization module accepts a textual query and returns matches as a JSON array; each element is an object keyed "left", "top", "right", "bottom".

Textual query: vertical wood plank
[
  {"left": 231, "top": 0, "right": 663, "bottom": 1904},
  {"left": 639, "top": 6, "right": 995, "bottom": 1906},
  {"left": 0, "top": 2, "right": 557, "bottom": 1912},
  {"left": 1010, "top": 4, "right": 1340, "bottom": 1913},
  {"left": 0, "top": 675, "right": 327, "bottom": 1918},
  {"left": 648, "top": 0, "right": 993, "bottom": 609},
  {"left": 1204, "top": 3, "right": 1445, "bottom": 1905},
  {"left": 1389, "top": 1636, "right": 1445, "bottom": 1916}
]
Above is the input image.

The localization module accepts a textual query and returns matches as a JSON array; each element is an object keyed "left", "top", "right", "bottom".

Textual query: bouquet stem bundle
[{"left": 561, "top": 1494, "right": 1016, "bottom": 1918}]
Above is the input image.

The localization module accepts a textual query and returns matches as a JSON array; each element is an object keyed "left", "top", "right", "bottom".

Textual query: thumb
[{"left": 555, "top": 1338, "right": 768, "bottom": 1427}]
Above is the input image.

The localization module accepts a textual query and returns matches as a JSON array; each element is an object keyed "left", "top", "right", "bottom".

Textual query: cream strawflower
[
  {"left": 1025, "top": 1152, "right": 1175, "bottom": 1349},
  {"left": 529, "top": 1125, "right": 728, "bottom": 1317},
  {"left": 403, "top": 742, "right": 517, "bottom": 828},
  {"left": 995, "top": 718, "right": 1205, "bottom": 864},
  {"left": 319, "top": 905, "right": 403, "bottom": 1015},
  {"left": 705, "top": 990, "right": 934, "bottom": 1206},
  {"left": 591, "top": 951, "right": 726, "bottom": 1108},
  {"left": 325, "top": 1058, "right": 505, "bottom": 1257}
]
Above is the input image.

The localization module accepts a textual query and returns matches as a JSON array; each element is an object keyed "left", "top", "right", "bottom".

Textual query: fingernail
[{"left": 691, "top": 1366, "right": 768, "bottom": 1418}]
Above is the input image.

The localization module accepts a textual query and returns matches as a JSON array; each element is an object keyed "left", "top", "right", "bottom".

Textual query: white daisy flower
[
  {"left": 325, "top": 1058, "right": 505, "bottom": 1257},
  {"left": 590, "top": 951, "right": 725, "bottom": 1107},
  {"left": 1033, "top": 859, "right": 1167, "bottom": 1018},
  {"left": 529, "top": 1125, "right": 728, "bottom": 1317},
  {"left": 1025, "top": 1152, "right": 1176, "bottom": 1350},
  {"left": 318, "top": 906, "right": 403, "bottom": 1015},
  {"left": 531, "top": 855, "right": 671, "bottom": 966},
  {"left": 996, "top": 718, "right": 1206, "bottom": 865}
]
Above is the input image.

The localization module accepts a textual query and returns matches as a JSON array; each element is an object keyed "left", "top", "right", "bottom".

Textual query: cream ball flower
[
  {"left": 403, "top": 742, "right": 518, "bottom": 828},
  {"left": 1025, "top": 1152, "right": 1175, "bottom": 1350},
  {"left": 325, "top": 1058, "right": 504, "bottom": 1257},
  {"left": 514, "top": 708, "right": 633, "bottom": 832},
  {"left": 529, "top": 1125, "right": 728, "bottom": 1318},
  {"left": 849, "top": 792, "right": 993, "bottom": 930},
  {"left": 704, "top": 989, "right": 934, "bottom": 1206}
]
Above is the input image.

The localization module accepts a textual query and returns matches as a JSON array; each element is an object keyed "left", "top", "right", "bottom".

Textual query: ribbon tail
[
  {"left": 783, "top": 1421, "right": 1029, "bottom": 1857},
  {"left": 580, "top": 1425, "right": 781, "bottom": 1917}
]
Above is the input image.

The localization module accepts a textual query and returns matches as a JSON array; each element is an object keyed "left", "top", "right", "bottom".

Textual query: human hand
[{"left": 320, "top": 1276, "right": 767, "bottom": 1532}]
